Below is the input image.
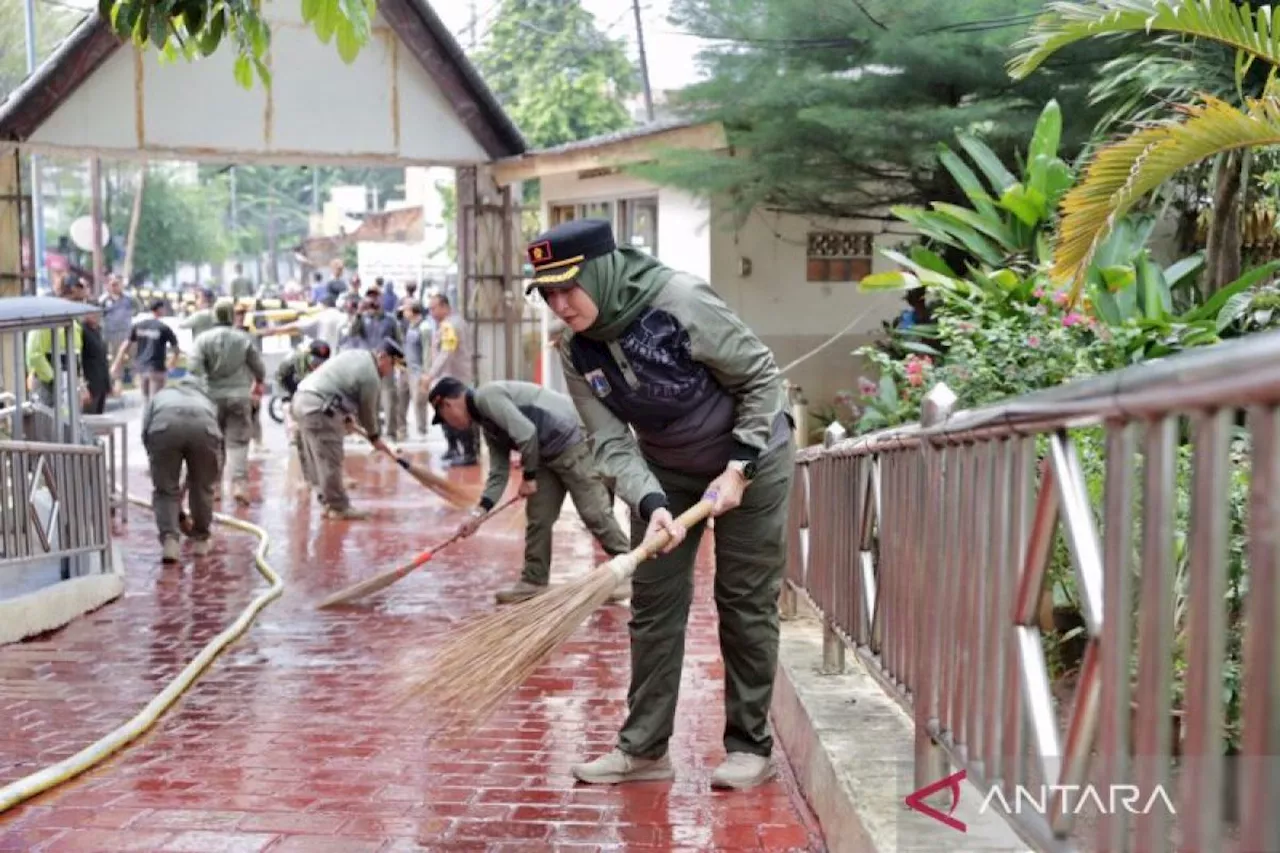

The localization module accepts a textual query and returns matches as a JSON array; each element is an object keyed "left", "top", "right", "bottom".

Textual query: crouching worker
[
  {"left": 143, "top": 378, "right": 223, "bottom": 564},
  {"left": 277, "top": 340, "right": 332, "bottom": 478},
  {"left": 292, "top": 338, "right": 403, "bottom": 520},
  {"left": 432, "top": 377, "right": 632, "bottom": 604}
]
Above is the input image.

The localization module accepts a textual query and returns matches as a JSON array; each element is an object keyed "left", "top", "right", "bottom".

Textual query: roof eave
[
  {"left": 0, "top": 16, "right": 119, "bottom": 142},
  {"left": 490, "top": 121, "right": 728, "bottom": 186}
]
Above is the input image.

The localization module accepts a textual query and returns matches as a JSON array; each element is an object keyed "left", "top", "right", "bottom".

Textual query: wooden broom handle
[{"left": 631, "top": 499, "right": 715, "bottom": 562}]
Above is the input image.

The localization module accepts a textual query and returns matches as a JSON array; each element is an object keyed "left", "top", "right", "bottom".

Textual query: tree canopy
[
  {"left": 635, "top": 0, "right": 1115, "bottom": 222},
  {"left": 474, "top": 0, "right": 637, "bottom": 149},
  {"left": 108, "top": 168, "right": 228, "bottom": 283}
]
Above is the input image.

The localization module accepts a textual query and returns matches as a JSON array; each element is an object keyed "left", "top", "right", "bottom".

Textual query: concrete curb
[{"left": 771, "top": 606, "right": 1030, "bottom": 852}]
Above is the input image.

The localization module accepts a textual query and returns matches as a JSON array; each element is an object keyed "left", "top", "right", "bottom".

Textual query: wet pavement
[{"left": 0, "top": 409, "right": 826, "bottom": 851}]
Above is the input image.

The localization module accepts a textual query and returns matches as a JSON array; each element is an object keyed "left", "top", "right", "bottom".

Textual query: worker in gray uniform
[
  {"left": 529, "top": 219, "right": 795, "bottom": 792},
  {"left": 188, "top": 301, "right": 266, "bottom": 505},
  {"left": 431, "top": 376, "right": 631, "bottom": 604},
  {"left": 142, "top": 378, "right": 223, "bottom": 564},
  {"left": 292, "top": 338, "right": 403, "bottom": 520}
]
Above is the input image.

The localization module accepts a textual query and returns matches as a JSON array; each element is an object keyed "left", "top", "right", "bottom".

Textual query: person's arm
[
  {"left": 245, "top": 342, "right": 266, "bottom": 384},
  {"left": 110, "top": 328, "right": 136, "bottom": 376},
  {"left": 179, "top": 310, "right": 204, "bottom": 330},
  {"left": 187, "top": 338, "right": 207, "bottom": 378},
  {"left": 666, "top": 277, "right": 786, "bottom": 464},
  {"left": 25, "top": 329, "right": 53, "bottom": 385},
  {"left": 164, "top": 325, "right": 181, "bottom": 369},
  {"left": 357, "top": 365, "right": 381, "bottom": 439},
  {"left": 477, "top": 431, "right": 512, "bottom": 511},
  {"left": 559, "top": 341, "right": 665, "bottom": 519}
]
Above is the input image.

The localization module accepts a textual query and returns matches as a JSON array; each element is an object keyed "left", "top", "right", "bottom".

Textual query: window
[
  {"left": 547, "top": 197, "right": 660, "bottom": 256},
  {"left": 806, "top": 231, "right": 875, "bottom": 282},
  {"left": 620, "top": 197, "right": 658, "bottom": 255}
]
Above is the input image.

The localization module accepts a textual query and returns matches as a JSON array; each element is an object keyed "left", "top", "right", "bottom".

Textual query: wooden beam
[
  {"left": 0, "top": 147, "right": 24, "bottom": 298},
  {"left": 378, "top": 0, "right": 523, "bottom": 160},
  {"left": 490, "top": 122, "right": 729, "bottom": 186}
]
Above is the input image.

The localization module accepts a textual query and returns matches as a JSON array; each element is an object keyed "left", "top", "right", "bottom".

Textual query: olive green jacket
[
  {"left": 188, "top": 326, "right": 266, "bottom": 401},
  {"left": 295, "top": 349, "right": 382, "bottom": 439},
  {"left": 473, "top": 380, "right": 583, "bottom": 509}
]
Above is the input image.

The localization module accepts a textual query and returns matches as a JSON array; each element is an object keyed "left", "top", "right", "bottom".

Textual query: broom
[
  {"left": 400, "top": 498, "right": 714, "bottom": 731},
  {"left": 346, "top": 421, "right": 477, "bottom": 509},
  {"left": 315, "top": 495, "right": 523, "bottom": 608}
]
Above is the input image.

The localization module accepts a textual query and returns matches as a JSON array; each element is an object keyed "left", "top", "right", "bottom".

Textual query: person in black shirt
[
  {"left": 69, "top": 282, "right": 111, "bottom": 415},
  {"left": 111, "top": 298, "right": 180, "bottom": 403}
]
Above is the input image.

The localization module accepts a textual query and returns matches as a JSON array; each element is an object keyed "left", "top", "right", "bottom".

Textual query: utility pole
[
  {"left": 632, "top": 0, "right": 655, "bottom": 122},
  {"left": 22, "top": 0, "right": 45, "bottom": 293}
]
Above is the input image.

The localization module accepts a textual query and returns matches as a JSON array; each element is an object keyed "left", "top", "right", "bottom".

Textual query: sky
[{"left": 433, "top": 0, "right": 710, "bottom": 93}]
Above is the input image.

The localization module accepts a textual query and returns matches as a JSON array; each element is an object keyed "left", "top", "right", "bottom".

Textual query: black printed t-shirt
[{"left": 129, "top": 318, "right": 179, "bottom": 371}]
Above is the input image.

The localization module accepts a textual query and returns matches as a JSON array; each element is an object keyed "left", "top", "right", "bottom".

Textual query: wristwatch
[{"left": 727, "top": 459, "right": 757, "bottom": 481}]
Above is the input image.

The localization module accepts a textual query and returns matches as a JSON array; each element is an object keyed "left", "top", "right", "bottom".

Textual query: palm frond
[
  {"left": 1010, "top": 0, "right": 1280, "bottom": 80},
  {"left": 1052, "top": 94, "right": 1280, "bottom": 297}
]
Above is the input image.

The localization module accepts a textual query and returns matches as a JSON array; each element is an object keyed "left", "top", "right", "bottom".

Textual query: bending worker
[
  {"left": 529, "top": 219, "right": 795, "bottom": 792},
  {"left": 142, "top": 378, "right": 222, "bottom": 564},
  {"left": 188, "top": 301, "right": 266, "bottom": 505},
  {"left": 275, "top": 340, "right": 331, "bottom": 476},
  {"left": 292, "top": 338, "right": 404, "bottom": 520},
  {"left": 431, "top": 376, "right": 631, "bottom": 604}
]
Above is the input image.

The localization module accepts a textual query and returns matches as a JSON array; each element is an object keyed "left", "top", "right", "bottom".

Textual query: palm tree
[{"left": 1009, "top": 0, "right": 1280, "bottom": 303}]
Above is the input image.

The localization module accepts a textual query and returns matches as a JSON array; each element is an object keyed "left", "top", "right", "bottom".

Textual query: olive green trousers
[{"left": 618, "top": 438, "right": 796, "bottom": 759}]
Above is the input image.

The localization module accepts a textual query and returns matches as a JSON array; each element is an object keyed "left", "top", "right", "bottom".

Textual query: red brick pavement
[{"left": 0, "top": 416, "right": 826, "bottom": 852}]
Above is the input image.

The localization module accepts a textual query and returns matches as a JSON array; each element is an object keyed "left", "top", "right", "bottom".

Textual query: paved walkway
[{"left": 0, "top": 410, "right": 825, "bottom": 852}]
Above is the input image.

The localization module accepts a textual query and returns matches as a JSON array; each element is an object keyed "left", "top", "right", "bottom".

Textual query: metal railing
[
  {"left": 0, "top": 437, "right": 113, "bottom": 575},
  {"left": 787, "top": 329, "right": 1280, "bottom": 852}
]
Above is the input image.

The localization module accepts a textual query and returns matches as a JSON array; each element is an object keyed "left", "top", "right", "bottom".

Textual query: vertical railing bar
[
  {"left": 1240, "top": 405, "right": 1280, "bottom": 853},
  {"left": 1134, "top": 415, "right": 1177, "bottom": 853},
  {"left": 968, "top": 440, "right": 991, "bottom": 778},
  {"left": 1002, "top": 438, "right": 1032, "bottom": 795},
  {"left": 1097, "top": 421, "right": 1137, "bottom": 852},
  {"left": 1050, "top": 432, "right": 1106, "bottom": 636},
  {"left": 951, "top": 442, "right": 974, "bottom": 761},
  {"left": 1179, "top": 408, "right": 1231, "bottom": 851},
  {"left": 939, "top": 442, "right": 960, "bottom": 741},
  {"left": 984, "top": 438, "right": 1010, "bottom": 784}
]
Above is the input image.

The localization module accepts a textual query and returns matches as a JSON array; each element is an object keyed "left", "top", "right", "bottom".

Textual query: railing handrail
[{"left": 803, "top": 326, "right": 1280, "bottom": 464}]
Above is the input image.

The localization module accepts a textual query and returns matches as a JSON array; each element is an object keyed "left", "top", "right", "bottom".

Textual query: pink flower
[
  {"left": 1053, "top": 291, "right": 1070, "bottom": 307},
  {"left": 1033, "top": 288, "right": 1046, "bottom": 299},
  {"left": 1027, "top": 335, "right": 1041, "bottom": 348},
  {"left": 1062, "top": 312, "right": 1084, "bottom": 328},
  {"left": 906, "top": 373, "right": 925, "bottom": 388},
  {"left": 858, "top": 377, "right": 878, "bottom": 397}
]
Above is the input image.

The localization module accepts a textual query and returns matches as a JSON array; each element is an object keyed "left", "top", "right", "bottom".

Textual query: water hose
[{"left": 0, "top": 494, "right": 284, "bottom": 815}]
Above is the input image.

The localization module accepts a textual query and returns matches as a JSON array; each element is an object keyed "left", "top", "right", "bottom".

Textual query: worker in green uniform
[
  {"left": 180, "top": 288, "right": 218, "bottom": 339},
  {"left": 188, "top": 301, "right": 266, "bottom": 505},
  {"left": 275, "top": 340, "right": 332, "bottom": 480},
  {"left": 528, "top": 219, "right": 795, "bottom": 791},
  {"left": 142, "top": 378, "right": 223, "bottom": 564},
  {"left": 431, "top": 376, "right": 631, "bottom": 604},
  {"left": 292, "top": 338, "right": 403, "bottom": 520}
]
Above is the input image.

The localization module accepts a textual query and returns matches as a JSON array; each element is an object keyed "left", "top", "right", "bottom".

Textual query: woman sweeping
[{"left": 527, "top": 219, "right": 796, "bottom": 791}]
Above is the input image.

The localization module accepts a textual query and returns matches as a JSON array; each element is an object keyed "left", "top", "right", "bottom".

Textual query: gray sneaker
[
  {"left": 495, "top": 580, "right": 547, "bottom": 604},
  {"left": 571, "top": 749, "right": 673, "bottom": 785},
  {"left": 161, "top": 537, "right": 181, "bottom": 564},
  {"left": 324, "top": 506, "right": 370, "bottom": 521},
  {"left": 709, "top": 752, "right": 774, "bottom": 790}
]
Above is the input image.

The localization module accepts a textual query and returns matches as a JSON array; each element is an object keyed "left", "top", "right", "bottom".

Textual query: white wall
[{"left": 537, "top": 172, "right": 915, "bottom": 409}]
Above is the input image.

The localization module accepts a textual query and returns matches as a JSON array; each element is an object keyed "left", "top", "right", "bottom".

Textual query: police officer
[
  {"left": 292, "top": 338, "right": 403, "bottom": 520},
  {"left": 188, "top": 301, "right": 266, "bottom": 505},
  {"left": 142, "top": 378, "right": 223, "bottom": 563},
  {"left": 422, "top": 293, "right": 475, "bottom": 465},
  {"left": 528, "top": 219, "right": 795, "bottom": 791},
  {"left": 431, "top": 377, "right": 631, "bottom": 604}
]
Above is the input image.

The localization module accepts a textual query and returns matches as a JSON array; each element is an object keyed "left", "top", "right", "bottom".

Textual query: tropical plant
[
  {"left": 1009, "top": 0, "right": 1280, "bottom": 303},
  {"left": 886, "top": 100, "right": 1075, "bottom": 274}
]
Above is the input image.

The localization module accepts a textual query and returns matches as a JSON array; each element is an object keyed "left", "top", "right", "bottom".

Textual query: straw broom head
[
  {"left": 398, "top": 554, "right": 636, "bottom": 731},
  {"left": 398, "top": 500, "right": 713, "bottom": 733}
]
